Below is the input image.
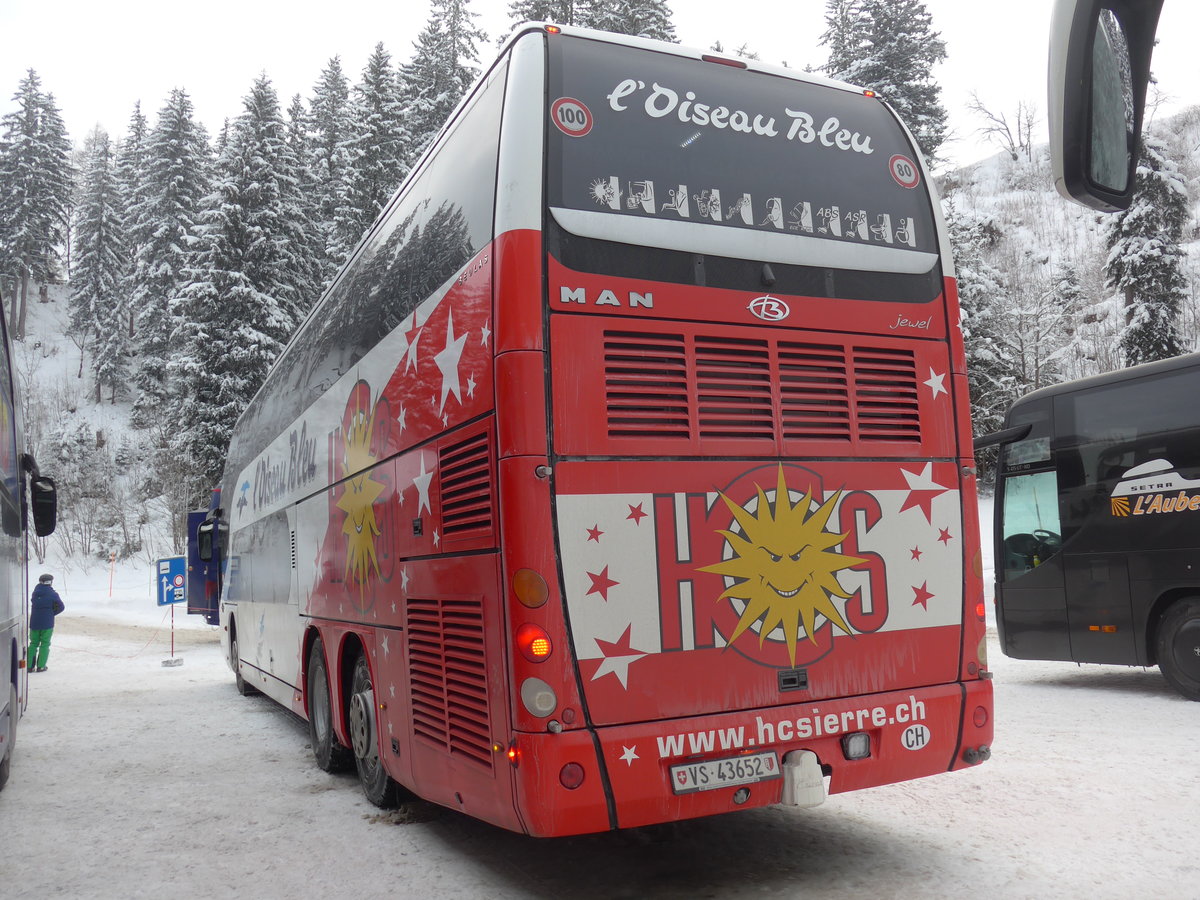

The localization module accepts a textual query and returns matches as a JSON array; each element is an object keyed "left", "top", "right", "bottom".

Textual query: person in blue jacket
[{"left": 28, "top": 573, "right": 64, "bottom": 673}]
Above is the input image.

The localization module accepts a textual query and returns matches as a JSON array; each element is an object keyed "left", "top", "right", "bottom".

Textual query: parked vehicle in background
[
  {"left": 988, "top": 354, "right": 1200, "bottom": 700},
  {"left": 0, "top": 293, "right": 58, "bottom": 791}
]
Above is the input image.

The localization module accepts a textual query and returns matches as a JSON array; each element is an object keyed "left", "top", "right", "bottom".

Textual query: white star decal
[
  {"left": 413, "top": 454, "right": 434, "bottom": 516},
  {"left": 389, "top": 683, "right": 396, "bottom": 698},
  {"left": 619, "top": 745, "right": 639, "bottom": 766},
  {"left": 590, "top": 641, "right": 647, "bottom": 689},
  {"left": 381, "top": 634, "right": 390, "bottom": 656},
  {"left": 433, "top": 528, "right": 440, "bottom": 547},
  {"left": 924, "top": 367, "right": 948, "bottom": 398},
  {"left": 481, "top": 319, "right": 491, "bottom": 347},
  {"left": 391, "top": 602, "right": 396, "bottom": 614},
  {"left": 434, "top": 310, "right": 468, "bottom": 414},
  {"left": 466, "top": 373, "right": 477, "bottom": 398},
  {"left": 404, "top": 325, "right": 422, "bottom": 372},
  {"left": 401, "top": 566, "right": 410, "bottom": 591},
  {"left": 397, "top": 404, "right": 407, "bottom": 433}
]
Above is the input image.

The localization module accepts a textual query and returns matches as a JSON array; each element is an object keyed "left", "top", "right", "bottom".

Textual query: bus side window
[{"left": 1001, "top": 470, "right": 1063, "bottom": 580}]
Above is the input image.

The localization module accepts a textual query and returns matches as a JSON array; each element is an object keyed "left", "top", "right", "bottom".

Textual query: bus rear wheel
[
  {"left": 1156, "top": 598, "right": 1200, "bottom": 700},
  {"left": 0, "top": 682, "right": 16, "bottom": 791},
  {"left": 348, "top": 652, "right": 401, "bottom": 808},
  {"left": 307, "top": 636, "right": 351, "bottom": 773},
  {"left": 230, "top": 620, "right": 259, "bottom": 696}
]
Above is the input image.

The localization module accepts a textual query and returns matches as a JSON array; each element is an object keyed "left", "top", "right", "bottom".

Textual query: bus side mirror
[
  {"left": 30, "top": 476, "right": 57, "bottom": 537},
  {"left": 1049, "top": 0, "right": 1163, "bottom": 212},
  {"left": 197, "top": 520, "right": 216, "bottom": 562}
]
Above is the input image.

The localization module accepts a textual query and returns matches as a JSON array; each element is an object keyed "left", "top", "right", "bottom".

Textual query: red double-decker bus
[{"left": 204, "top": 23, "right": 992, "bottom": 836}]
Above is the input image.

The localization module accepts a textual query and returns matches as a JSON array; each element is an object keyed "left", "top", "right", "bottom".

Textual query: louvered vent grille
[
  {"left": 696, "top": 337, "right": 774, "bottom": 440},
  {"left": 601, "top": 329, "right": 922, "bottom": 447},
  {"left": 779, "top": 342, "right": 852, "bottom": 441},
  {"left": 852, "top": 346, "right": 921, "bottom": 442},
  {"left": 407, "top": 595, "right": 492, "bottom": 770},
  {"left": 603, "top": 332, "right": 690, "bottom": 438},
  {"left": 438, "top": 432, "right": 493, "bottom": 537}
]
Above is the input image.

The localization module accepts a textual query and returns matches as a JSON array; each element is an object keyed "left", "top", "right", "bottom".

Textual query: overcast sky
[{"left": 1, "top": 0, "right": 1196, "bottom": 169}]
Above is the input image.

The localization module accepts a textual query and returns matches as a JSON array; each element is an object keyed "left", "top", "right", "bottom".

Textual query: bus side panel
[{"left": 387, "top": 555, "right": 521, "bottom": 833}]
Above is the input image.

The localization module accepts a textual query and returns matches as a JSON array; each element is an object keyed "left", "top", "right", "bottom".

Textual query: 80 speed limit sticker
[
  {"left": 889, "top": 154, "right": 921, "bottom": 189},
  {"left": 551, "top": 97, "right": 593, "bottom": 137}
]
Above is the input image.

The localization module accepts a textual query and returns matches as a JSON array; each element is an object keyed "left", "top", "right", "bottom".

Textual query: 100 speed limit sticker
[{"left": 552, "top": 97, "right": 593, "bottom": 137}]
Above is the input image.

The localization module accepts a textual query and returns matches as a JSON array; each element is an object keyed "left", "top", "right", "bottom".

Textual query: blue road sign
[{"left": 156, "top": 556, "right": 187, "bottom": 606}]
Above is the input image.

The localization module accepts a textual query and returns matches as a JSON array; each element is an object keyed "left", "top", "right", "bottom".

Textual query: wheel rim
[
  {"left": 311, "top": 662, "right": 331, "bottom": 744},
  {"left": 1170, "top": 616, "right": 1200, "bottom": 682},
  {"left": 349, "top": 685, "right": 376, "bottom": 761}
]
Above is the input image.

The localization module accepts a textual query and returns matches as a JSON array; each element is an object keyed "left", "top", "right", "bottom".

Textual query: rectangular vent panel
[
  {"left": 598, "top": 327, "right": 923, "bottom": 449},
  {"left": 603, "top": 331, "right": 691, "bottom": 439},
  {"left": 852, "top": 346, "right": 921, "bottom": 443},
  {"left": 407, "top": 595, "right": 493, "bottom": 770},
  {"left": 438, "top": 431, "right": 493, "bottom": 537}
]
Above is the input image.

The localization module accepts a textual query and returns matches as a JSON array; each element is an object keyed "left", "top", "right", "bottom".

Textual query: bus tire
[
  {"left": 1156, "top": 598, "right": 1200, "bottom": 701},
  {"left": 348, "top": 651, "right": 401, "bottom": 808},
  {"left": 230, "top": 620, "right": 259, "bottom": 697},
  {"left": 307, "top": 637, "right": 351, "bottom": 773},
  {"left": 0, "top": 682, "right": 15, "bottom": 791}
]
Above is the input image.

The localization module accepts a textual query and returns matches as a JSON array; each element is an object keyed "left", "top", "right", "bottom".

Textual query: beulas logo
[{"left": 748, "top": 295, "right": 790, "bottom": 322}]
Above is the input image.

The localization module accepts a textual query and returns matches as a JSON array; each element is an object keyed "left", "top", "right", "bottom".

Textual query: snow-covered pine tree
[
  {"left": 170, "top": 74, "right": 321, "bottom": 499},
  {"left": 0, "top": 69, "right": 74, "bottom": 340},
  {"left": 506, "top": 0, "right": 592, "bottom": 29},
  {"left": 1104, "top": 134, "right": 1189, "bottom": 367},
  {"left": 113, "top": 102, "right": 149, "bottom": 338},
  {"left": 820, "top": 0, "right": 948, "bottom": 162},
  {"left": 70, "top": 128, "right": 128, "bottom": 403},
  {"left": 584, "top": 0, "right": 677, "bottom": 40},
  {"left": 399, "top": 0, "right": 487, "bottom": 163},
  {"left": 286, "top": 92, "right": 327, "bottom": 290},
  {"left": 944, "top": 200, "right": 1017, "bottom": 464},
  {"left": 124, "top": 88, "right": 211, "bottom": 426},
  {"left": 307, "top": 57, "right": 353, "bottom": 284},
  {"left": 333, "top": 44, "right": 410, "bottom": 264}
]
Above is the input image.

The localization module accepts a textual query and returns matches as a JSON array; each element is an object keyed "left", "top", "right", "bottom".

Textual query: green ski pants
[{"left": 28, "top": 628, "right": 53, "bottom": 670}]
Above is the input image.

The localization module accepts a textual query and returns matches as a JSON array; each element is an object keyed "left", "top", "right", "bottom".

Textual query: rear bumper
[{"left": 510, "top": 678, "right": 993, "bottom": 836}]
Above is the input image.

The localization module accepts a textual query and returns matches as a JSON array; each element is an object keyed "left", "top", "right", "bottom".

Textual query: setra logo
[{"left": 748, "top": 295, "right": 790, "bottom": 322}]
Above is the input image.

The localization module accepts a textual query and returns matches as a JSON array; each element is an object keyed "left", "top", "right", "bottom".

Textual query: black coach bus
[{"left": 989, "top": 353, "right": 1200, "bottom": 700}]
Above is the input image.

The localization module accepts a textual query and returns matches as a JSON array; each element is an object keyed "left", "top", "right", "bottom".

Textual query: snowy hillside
[{"left": 941, "top": 105, "right": 1200, "bottom": 380}]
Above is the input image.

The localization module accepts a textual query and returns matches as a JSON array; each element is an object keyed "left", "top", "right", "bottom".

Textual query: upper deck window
[{"left": 547, "top": 36, "right": 939, "bottom": 275}]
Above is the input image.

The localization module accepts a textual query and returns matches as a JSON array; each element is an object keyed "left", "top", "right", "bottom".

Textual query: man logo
[{"left": 748, "top": 295, "right": 790, "bottom": 322}]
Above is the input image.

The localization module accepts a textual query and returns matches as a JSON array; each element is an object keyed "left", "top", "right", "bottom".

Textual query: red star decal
[
  {"left": 899, "top": 464, "right": 950, "bottom": 524},
  {"left": 912, "top": 581, "right": 934, "bottom": 610},
  {"left": 910, "top": 546, "right": 923, "bottom": 561},
  {"left": 626, "top": 503, "right": 647, "bottom": 525},
  {"left": 586, "top": 565, "right": 619, "bottom": 601},
  {"left": 587, "top": 524, "right": 603, "bottom": 542},
  {"left": 938, "top": 527, "right": 953, "bottom": 545}
]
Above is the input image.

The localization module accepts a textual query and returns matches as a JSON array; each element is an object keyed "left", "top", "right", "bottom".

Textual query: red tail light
[{"left": 517, "top": 623, "right": 553, "bottom": 662}]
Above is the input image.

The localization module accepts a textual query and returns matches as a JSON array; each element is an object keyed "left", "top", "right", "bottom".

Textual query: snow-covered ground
[{"left": 3, "top": 530, "right": 1198, "bottom": 899}]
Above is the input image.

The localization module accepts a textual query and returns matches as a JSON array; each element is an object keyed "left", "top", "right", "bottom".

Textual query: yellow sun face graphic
[
  {"left": 336, "top": 391, "right": 384, "bottom": 601},
  {"left": 699, "top": 466, "right": 865, "bottom": 666}
]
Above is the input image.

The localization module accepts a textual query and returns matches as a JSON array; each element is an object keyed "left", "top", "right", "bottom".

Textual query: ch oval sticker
[
  {"left": 901, "top": 723, "right": 931, "bottom": 751},
  {"left": 748, "top": 295, "right": 790, "bottom": 322}
]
